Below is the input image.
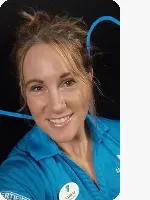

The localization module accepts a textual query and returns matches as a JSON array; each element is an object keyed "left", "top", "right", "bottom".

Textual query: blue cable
[
  {"left": 86, "top": 16, "right": 120, "bottom": 56},
  {"left": 0, "top": 110, "right": 33, "bottom": 120}
]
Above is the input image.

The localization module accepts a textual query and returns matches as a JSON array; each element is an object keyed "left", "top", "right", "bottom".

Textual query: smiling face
[{"left": 22, "top": 43, "right": 93, "bottom": 143}]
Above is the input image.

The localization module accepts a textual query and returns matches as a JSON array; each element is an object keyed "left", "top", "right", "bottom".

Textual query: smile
[{"left": 47, "top": 114, "right": 73, "bottom": 127}]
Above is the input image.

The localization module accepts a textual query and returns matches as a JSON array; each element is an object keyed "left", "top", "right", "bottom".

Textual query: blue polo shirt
[{"left": 0, "top": 114, "right": 120, "bottom": 200}]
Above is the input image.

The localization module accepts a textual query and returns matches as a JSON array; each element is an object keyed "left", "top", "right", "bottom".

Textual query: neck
[{"left": 58, "top": 123, "right": 91, "bottom": 160}]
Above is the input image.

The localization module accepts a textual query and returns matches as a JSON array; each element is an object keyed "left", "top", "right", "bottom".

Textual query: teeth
[{"left": 49, "top": 115, "right": 70, "bottom": 124}]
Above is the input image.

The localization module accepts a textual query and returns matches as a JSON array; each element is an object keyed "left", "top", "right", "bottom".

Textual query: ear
[{"left": 87, "top": 68, "right": 93, "bottom": 82}]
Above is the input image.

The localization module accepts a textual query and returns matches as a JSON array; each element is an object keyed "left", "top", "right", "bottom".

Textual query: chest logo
[{"left": 59, "top": 182, "right": 79, "bottom": 200}]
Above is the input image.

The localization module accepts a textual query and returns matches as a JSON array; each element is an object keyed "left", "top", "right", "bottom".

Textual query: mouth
[{"left": 47, "top": 113, "right": 73, "bottom": 127}]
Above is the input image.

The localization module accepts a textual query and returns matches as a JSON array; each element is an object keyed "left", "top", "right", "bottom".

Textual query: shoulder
[
  {"left": 95, "top": 117, "right": 120, "bottom": 198},
  {"left": 0, "top": 141, "right": 47, "bottom": 199},
  {"left": 0, "top": 124, "right": 55, "bottom": 200},
  {"left": 97, "top": 116, "right": 120, "bottom": 143},
  {"left": 0, "top": 154, "right": 43, "bottom": 199}
]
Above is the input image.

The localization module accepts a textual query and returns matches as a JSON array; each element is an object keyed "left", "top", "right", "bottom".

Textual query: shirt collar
[
  {"left": 26, "top": 114, "right": 109, "bottom": 161},
  {"left": 85, "top": 114, "right": 109, "bottom": 142},
  {"left": 27, "top": 125, "right": 60, "bottom": 161}
]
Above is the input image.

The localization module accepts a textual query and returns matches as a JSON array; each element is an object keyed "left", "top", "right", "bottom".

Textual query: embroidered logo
[
  {"left": 116, "top": 167, "right": 120, "bottom": 173},
  {"left": 0, "top": 191, "right": 30, "bottom": 200}
]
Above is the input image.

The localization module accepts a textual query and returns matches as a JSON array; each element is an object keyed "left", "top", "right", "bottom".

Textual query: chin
[{"left": 55, "top": 135, "right": 75, "bottom": 144}]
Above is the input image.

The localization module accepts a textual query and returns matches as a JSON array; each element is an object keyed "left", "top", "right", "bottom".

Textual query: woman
[{"left": 0, "top": 10, "right": 120, "bottom": 200}]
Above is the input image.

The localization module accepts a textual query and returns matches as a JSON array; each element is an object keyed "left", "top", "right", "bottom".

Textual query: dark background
[{"left": 0, "top": 0, "right": 120, "bottom": 164}]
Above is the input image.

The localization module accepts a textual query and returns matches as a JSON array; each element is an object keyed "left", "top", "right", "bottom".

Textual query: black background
[{"left": 0, "top": 0, "right": 120, "bottom": 163}]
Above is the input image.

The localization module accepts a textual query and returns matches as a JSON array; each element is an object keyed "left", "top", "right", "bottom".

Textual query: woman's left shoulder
[{"left": 97, "top": 116, "right": 120, "bottom": 143}]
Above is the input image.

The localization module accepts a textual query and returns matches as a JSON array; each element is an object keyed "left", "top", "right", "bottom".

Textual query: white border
[
  {"left": 0, "top": 0, "right": 5, "bottom": 7},
  {"left": 113, "top": 0, "right": 120, "bottom": 7},
  {"left": 121, "top": 0, "right": 150, "bottom": 199}
]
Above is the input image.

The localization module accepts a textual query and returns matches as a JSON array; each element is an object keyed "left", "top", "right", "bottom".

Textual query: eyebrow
[
  {"left": 25, "top": 79, "right": 44, "bottom": 88},
  {"left": 25, "top": 72, "right": 71, "bottom": 88},
  {"left": 60, "top": 72, "right": 71, "bottom": 79}
]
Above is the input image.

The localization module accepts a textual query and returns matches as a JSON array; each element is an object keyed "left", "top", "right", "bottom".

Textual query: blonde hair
[{"left": 12, "top": 9, "right": 96, "bottom": 117}]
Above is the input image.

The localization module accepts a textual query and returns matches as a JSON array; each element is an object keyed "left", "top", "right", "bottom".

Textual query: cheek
[
  {"left": 65, "top": 89, "right": 90, "bottom": 111},
  {"left": 78, "top": 84, "right": 91, "bottom": 105},
  {"left": 26, "top": 94, "right": 46, "bottom": 115}
]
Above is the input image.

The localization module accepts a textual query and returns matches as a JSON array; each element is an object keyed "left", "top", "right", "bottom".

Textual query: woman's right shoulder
[
  {"left": 0, "top": 147, "right": 44, "bottom": 199},
  {"left": 0, "top": 126, "right": 51, "bottom": 200}
]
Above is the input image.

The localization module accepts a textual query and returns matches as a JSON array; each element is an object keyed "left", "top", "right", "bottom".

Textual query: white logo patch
[
  {"left": 59, "top": 182, "right": 79, "bottom": 200},
  {"left": 0, "top": 191, "right": 30, "bottom": 200}
]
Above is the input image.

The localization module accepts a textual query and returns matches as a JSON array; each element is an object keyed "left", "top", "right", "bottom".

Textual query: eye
[
  {"left": 63, "top": 79, "right": 76, "bottom": 87},
  {"left": 30, "top": 85, "right": 43, "bottom": 92}
]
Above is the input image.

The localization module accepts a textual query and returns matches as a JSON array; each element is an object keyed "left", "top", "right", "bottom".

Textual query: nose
[{"left": 47, "top": 90, "right": 66, "bottom": 114}]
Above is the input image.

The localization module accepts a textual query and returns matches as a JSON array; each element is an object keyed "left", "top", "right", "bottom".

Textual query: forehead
[{"left": 23, "top": 43, "right": 70, "bottom": 78}]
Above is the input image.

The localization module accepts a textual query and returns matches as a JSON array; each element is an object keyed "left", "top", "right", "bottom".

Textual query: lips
[{"left": 47, "top": 114, "right": 73, "bottom": 127}]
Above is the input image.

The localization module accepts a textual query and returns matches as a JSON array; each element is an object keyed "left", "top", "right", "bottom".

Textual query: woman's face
[{"left": 23, "top": 44, "right": 92, "bottom": 143}]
